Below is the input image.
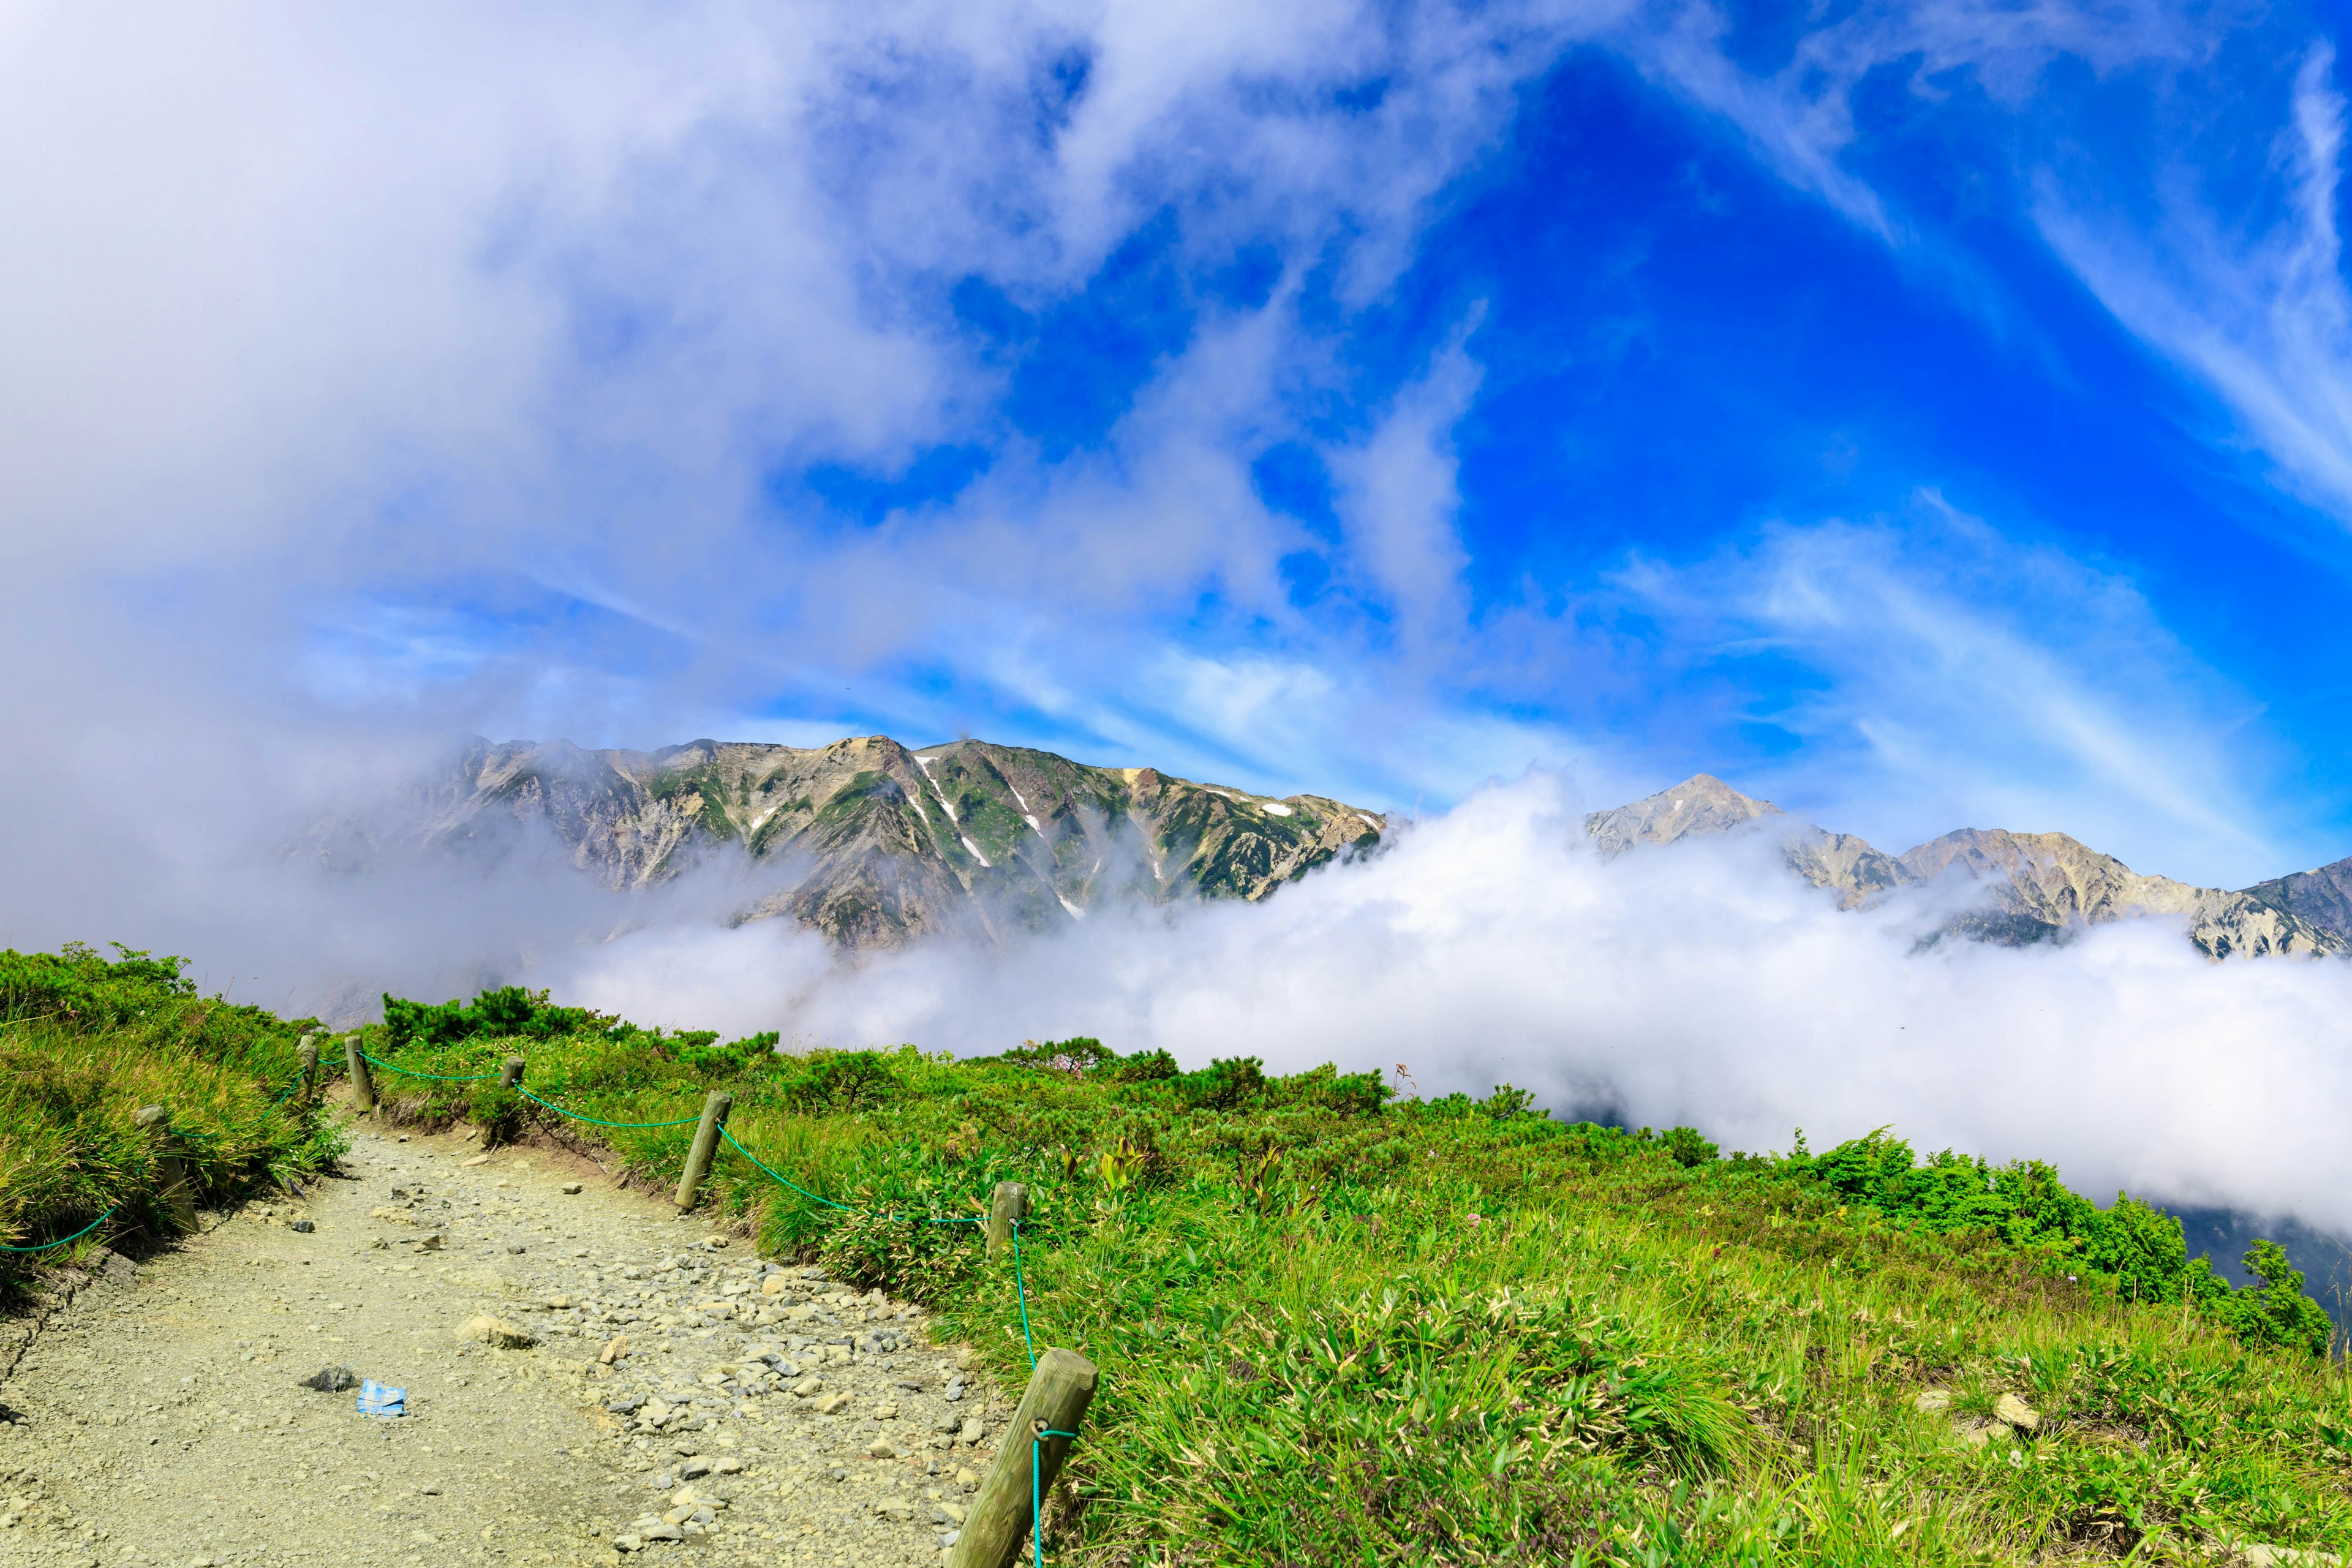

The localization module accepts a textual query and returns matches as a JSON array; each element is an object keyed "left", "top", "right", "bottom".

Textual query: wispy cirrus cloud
[
  {"left": 1607, "top": 498, "right": 2290, "bottom": 883},
  {"left": 2038, "top": 45, "right": 2352, "bottom": 535}
]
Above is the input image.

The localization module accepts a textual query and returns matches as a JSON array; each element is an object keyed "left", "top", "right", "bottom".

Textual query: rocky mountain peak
[
  {"left": 372, "top": 734, "right": 1385, "bottom": 949},
  {"left": 2244, "top": 854, "right": 2352, "bottom": 939},
  {"left": 1583, "top": 782, "right": 2347, "bottom": 960},
  {"left": 1585, "top": 774, "right": 1783, "bottom": 856}
]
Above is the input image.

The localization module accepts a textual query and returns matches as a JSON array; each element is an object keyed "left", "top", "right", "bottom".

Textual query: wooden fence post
[
  {"left": 673, "top": 1090, "right": 734, "bottom": 1211},
  {"left": 345, "top": 1035, "right": 375, "bottom": 1115},
  {"left": 500, "top": 1055, "right": 526, "bottom": 1089},
  {"left": 948, "top": 1347, "right": 1096, "bottom": 1568},
  {"left": 135, "top": 1106, "right": 198, "bottom": 1231},
  {"left": 295, "top": 1035, "right": 320, "bottom": 1107},
  {"left": 987, "top": 1181, "right": 1029, "bottom": 1257}
]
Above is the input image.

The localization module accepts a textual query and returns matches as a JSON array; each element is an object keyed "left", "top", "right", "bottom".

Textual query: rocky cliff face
[
  {"left": 2244, "top": 855, "right": 2352, "bottom": 942},
  {"left": 407, "top": 734, "right": 1384, "bottom": 948},
  {"left": 1588, "top": 775, "right": 2346, "bottom": 959},
  {"left": 366, "top": 735, "right": 2346, "bottom": 963}
]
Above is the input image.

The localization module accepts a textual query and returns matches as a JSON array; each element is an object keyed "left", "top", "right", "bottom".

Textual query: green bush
[{"left": 380, "top": 985, "right": 601, "bottom": 1050}]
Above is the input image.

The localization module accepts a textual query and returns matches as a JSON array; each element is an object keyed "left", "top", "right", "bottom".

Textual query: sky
[
  {"left": 16, "top": 2, "right": 2352, "bottom": 1250},
  {"left": 9, "top": 1, "right": 2352, "bottom": 892}
]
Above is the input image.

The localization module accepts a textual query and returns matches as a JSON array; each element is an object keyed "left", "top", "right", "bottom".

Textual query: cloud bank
[{"left": 547, "top": 771, "right": 2352, "bottom": 1236}]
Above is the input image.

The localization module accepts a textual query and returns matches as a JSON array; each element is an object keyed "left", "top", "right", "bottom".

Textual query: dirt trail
[{"left": 0, "top": 1120, "right": 1009, "bottom": 1568}]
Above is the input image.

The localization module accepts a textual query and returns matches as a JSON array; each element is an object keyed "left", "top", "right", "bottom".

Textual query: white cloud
[
  {"left": 1608, "top": 499, "right": 2293, "bottom": 884},
  {"left": 1618, "top": 0, "right": 2208, "bottom": 238},
  {"left": 2038, "top": 44, "right": 2352, "bottom": 532},
  {"left": 554, "top": 770, "right": 2352, "bottom": 1235}
]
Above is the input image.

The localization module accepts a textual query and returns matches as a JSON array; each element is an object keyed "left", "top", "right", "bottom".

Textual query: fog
[
  {"left": 7, "top": 695, "right": 2351, "bottom": 1262},
  {"left": 503, "top": 769, "right": 2352, "bottom": 1242}
]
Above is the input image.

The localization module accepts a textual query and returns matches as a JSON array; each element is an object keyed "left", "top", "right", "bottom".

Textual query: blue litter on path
[{"left": 357, "top": 1379, "right": 405, "bottom": 1417}]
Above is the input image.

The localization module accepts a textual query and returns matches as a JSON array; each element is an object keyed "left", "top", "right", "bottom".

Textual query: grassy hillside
[
  {"left": 0, "top": 944, "right": 344, "bottom": 1286},
  {"left": 341, "top": 987, "right": 2352, "bottom": 1566}
]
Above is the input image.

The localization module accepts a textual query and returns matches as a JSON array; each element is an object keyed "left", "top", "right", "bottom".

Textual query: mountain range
[
  {"left": 345, "top": 734, "right": 2352, "bottom": 958},
  {"left": 364, "top": 735, "right": 1384, "bottom": 947},
  {"left": 1590, "top": 773, "right": 2351, "bottom": 959}
]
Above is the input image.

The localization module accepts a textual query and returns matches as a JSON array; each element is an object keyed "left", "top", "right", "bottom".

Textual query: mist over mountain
[
  {"left": 329, "top": 737, "right": 2352, "bottom": 966},
  {"left": 315, "top": 734, "right": 1385, "bottom": 949},
  {"left": 1589, "top": 773, "right": 2351, "bottom": 959}
]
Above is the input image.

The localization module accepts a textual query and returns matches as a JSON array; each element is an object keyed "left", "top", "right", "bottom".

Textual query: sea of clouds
[{"left": 507, "top": 770, "right": 2352, "bottom": 1242}]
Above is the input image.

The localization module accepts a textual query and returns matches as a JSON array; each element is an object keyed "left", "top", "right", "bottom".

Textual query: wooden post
[
  {"left": 673, "top": 1090, "right": 733, "bottom": 1211},
  {"left": 987, "top": 1181, "right": 1029, "bottom": 1257},
  {"left": 499, "top": 1055, "right": 526, "bottom": 1090},
  {"left": 345, "top": 1035, "right": 376, "bottom": 1114},
  {"left": 135, "top": 1106, "right": 198, "bottom": 1231},
  {"left": 295, "top": 1035, "right": 320, "bottom": 1107},
  {"left": 948, "top": 1347, "right": 1096, "bottom": 1568}
]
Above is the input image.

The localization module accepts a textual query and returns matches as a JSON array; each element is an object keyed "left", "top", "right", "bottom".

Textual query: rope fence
[
  {"left": 5, "top": 1033, "right": 1098, "bottom": 1568},
  {"left": 0, "top": 1205, "right": 120, "bottom": 1254},
  {"left": 360, "top": 1042, "right": 1089, "bottom": 1568},
  {"left": 516, "top": 1087, "right": 702, "bottom": 1131},
  {"left": 0, "top": 1042, "right": 323, "bottom": 1255}
]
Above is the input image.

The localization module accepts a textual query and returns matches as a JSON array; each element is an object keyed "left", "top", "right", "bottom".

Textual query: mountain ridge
[
  {"left": 344, "top": 736, "right": 2351, "bottom": 959},
  {"left": 1589, "top": 774, "right": 2347, "bottom": 958},
  {"left": 366, "top": 733, "right": 1385, "bottom": 948}
]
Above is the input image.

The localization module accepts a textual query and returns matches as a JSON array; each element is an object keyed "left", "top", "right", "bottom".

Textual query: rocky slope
[
  {"left": 2244, "top": 854, "right": 2352, "bottom": 941},
  {"left": 392, "top": 735, "right": 1384, "bottom": 948},
  {"left": 1588, "top": 775, "right": 2346, "bottom": 959}
]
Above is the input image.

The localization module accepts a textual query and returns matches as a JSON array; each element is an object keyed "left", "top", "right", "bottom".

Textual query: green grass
[
  {"left": 341, "top": 1001, "right": 2352, "bottom": 1567},
  {"left": 0, "top": 944, "right": 345, "bottom": 1283},
  {"left": 5, "top": 944, "right": 2343, "bottom": 1563}
]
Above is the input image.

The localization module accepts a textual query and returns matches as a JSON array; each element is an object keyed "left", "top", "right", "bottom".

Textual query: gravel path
[{"left": 0, "top": 1121, "right": 1009, "bottom": 1568}]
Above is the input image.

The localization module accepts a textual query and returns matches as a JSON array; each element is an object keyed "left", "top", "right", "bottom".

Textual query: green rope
[
  {"left": 718, "top": 1126, "right": 982, "bottom": 1228},
  {"left": 1013, "top": 1216, "right": 1037, "bottom": 1368},
  {"left": 517, "top": 1088, "right": 701, "bottom": 1129},
  {"left": 357, "top": 1050, "right": 499, "bottom": 1083},
  {"left": 0, "top": 1205, "right": 116, "bottom": 1253},
  {"left": 1031, "top": 1427, "right": 1079, "bottom": 1568}
]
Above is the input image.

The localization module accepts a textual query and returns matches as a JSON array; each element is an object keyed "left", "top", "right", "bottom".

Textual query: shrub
[
  {"left": 1660, "top": 1125, "right": 1719, "bottom": 1167},
  {"left": 815, "top": 1207, "right": 980, "bottom": 1299},
  {"left": 2214, "top": 1240, "right": 2334, "bottom": 1357},
  {"left": 1479, "top": 1084, "right": 1538, "bottom": 1119},
  {"left": 1000, "top": 1036, "right": 1117, "bottom": 1072},
  {"left": 1180, "top": 1056, "right": 1266, "bottom": 1112},
  {"left": 676, "top": 1031, "right": 780, "bottom": 1075},
  {"left": 788, "top": 1049, "right": 896, "bottom": 1111},
  {"left": 1110, "top": 1048, "right": 1178, "bottom": 1083},
  {"left": 380, "top": 985, "right": 600, "bottom": 1050}
]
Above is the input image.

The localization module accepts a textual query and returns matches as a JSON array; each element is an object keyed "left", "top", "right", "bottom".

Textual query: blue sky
[{"left": 9, "top": 1, "right": 2352, "bottom": 889}]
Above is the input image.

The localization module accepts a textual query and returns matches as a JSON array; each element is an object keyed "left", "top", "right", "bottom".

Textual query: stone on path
[{"left": 454, "top": 1313, "right": 537, "bottom": 1349}]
